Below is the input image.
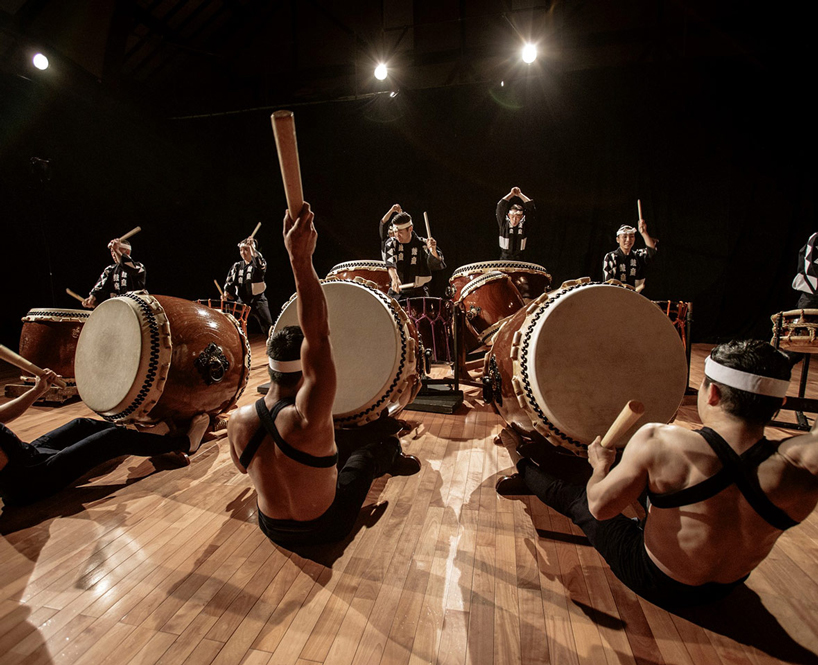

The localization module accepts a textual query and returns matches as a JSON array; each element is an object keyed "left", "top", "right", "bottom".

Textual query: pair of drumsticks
[{"left": 65, "top": 226, "right": 142, "bottom": 303}]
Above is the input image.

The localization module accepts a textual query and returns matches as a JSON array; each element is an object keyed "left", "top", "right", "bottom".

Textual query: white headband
[
  {"left": 268, "top": 357, "right": 302, "bottom": 373},
  {"left": 616, "top": 225, "right": 636, "bottom": 237},
  {"left": 392, "top": 219, "right": 412, "bottom": 230},
  {"left": 704, "top": 356, "right": 789, "bottom": 398}
]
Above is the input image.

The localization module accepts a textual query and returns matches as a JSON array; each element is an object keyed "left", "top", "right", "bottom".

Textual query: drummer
[
  {"left": 602, "top": 219, "right": 657, "bottom": 293},
  {"left": 379, "top": 203, "right": 400, "bottom": 261},
  {"left": 82, "top": 236, "right": 146, "bottom": 308},
  {"left": 496, "top": 186, "right": 536, "bottom": 260},
  {"left": 223, "top": 236, "right": 273, "bottom": 336},
  {"left": 792, "top": 231, "right": 818, "bottom": 308},
  {"left": 497, "top": 339, "right": 818, "bottom": 610},
  {"left": 384, "top": 211, "right": 446, "bottom": 300},
  {"left": 227, "top": 202, "right": 420, "bottom": 548},
  {"left": 0, "top": 369, "right": 210, "bottom": 506}
]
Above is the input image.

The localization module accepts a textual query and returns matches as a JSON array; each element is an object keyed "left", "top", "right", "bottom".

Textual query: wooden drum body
[
  {"left": 19, "top": 308, "right": 90, "bottom": 384},
  {"left": 273, "top": 279, "right": 421, "bottom": 426},
  {"left": 457, "top": 271, "right": 525, "bottom": 352},
  {"left": 484, "top": 281, "right": 687, "bottom": 456},
  {"left": 450, "top": 261, "right": 552, "bottom": 301},
  {"left": 197, "top": 298, "right": 252, "bottom": 337},
  {"left": 771, "top": 309, "right": 818, "bottom": 353},
  {"left": 326, "top": 260, "right": 392, "bottom": 294},
  {"left": 75, "top": 294, "right": 251, "bottom": 424}
]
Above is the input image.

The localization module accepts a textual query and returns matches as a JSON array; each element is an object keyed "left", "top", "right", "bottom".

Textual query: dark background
[{"left": 0, "top": 1, "right": 814, "bottom": 346}]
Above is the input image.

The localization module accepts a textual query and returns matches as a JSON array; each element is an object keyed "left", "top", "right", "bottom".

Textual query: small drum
[
  {"left": 75, "top": 294, "right": 251, "bottom": 424},
  {"left": 457, "top": 271, "right": 525, "bottom": 352},
  {"left": 450, "top": 260, "right": 552, "bottom": 301},
  {"left": 484, "top": 280, "right": 687, "bottom": 456},
  {"left": 326, "top": 260, "right": 392, "bottom": 294},
  {"left": 771, "top": 309, "right": 818, "bottom": 353},
  {"left": 403, "top": 297, "right": 454, "bottom": 363},
  {"left": 653, "top": 300, "right": 690, "bottom": 349},
  {"left": 272, "top": 279, "right": 421, "bottom": 426},
  {"left": 19, "top": 308, "right": 91, "bottom": 384},
  {"left": 197, "top": 298, "right": 252, "bottom": 337}
]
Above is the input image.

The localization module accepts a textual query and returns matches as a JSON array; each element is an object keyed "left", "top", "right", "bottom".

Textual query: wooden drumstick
[
  {"left": 214, "top": 279, "right": 224, "bottom": 296},
  {"left": 0, "top": 344, "right": 68, "bottom": 388},
  {"left": 600, "top": 400, "right": 645, "bottom": 449},
  {"left": 424, "top": 211, "right": 432, "bottom": 239},
  {"left": 637, "top": 199, "right": 643, "bottom": 221},
  {"left": 271, "top": 110, "right": 304, "bottom": 221},
  {"left": 119, "top": 226, "right": 141, "bottom": 242},
  {"left": 249, "top": 222, "right": 262, "bottom": 239},
  {"left": 65, "top": 288, "right": 84, "bottom": 303}
]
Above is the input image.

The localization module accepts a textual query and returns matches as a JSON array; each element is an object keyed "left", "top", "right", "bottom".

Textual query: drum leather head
[
  {"left": 273, "top": 280, "right": 411, "bottom": 422},
  {"left": 524, "top": 284, "right": 687, "bottom": 446},
  {"left": 75, "top": 297, "right": 157, "bottom": 413}
]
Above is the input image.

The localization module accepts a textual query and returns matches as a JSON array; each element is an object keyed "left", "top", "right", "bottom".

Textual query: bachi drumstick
[
  {"left": 214, "top": 279, "right": 224, "bottom": 296},
  {"left": 600, "top": 400, "right": 645, "bottom": 449},
  {"left": 119, "top": 226, "right": 142, "bottom": 242},
  {"left": 65, "top": 288, "right": 84, "bottom": 303},
  {"left": 271, "top": 110, "right": 304, "bottom": 221},
  {"left": 0, "top": 344, "right": 68, "bottom": 388}
]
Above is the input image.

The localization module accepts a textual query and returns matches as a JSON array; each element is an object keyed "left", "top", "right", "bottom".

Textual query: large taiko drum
[
  {"left": 75, "top": 294, "right": 251, "bottom": 424},
  {"left": 450, "top": 261, "right": 552, "bottom": 301},
  {"left": 483, "top": 280, "right": 687, "bottom": 456},
  {"left": 771, "top": 309, "right": 818, "bottom": 353},
  {"left": 456, "top": 271, "right": 525, "bottom": 352},
  {"left": 272, "top": 279, "right": 422, "bottom": 426},
  {"left": 326, "top": 260, "right": 392, "bottom": 294},
  {"left": 19, "top": 308, "right": 91, "bottom": 384}
]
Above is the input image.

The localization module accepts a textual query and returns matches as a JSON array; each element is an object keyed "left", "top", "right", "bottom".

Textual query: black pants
[
  {"left": 246, "top": 295, "right": 273, "bottom": 336},
  {"left": 0, "top": 419, "right": 190, "bottom": 506},
  {"left": 258, "top": 436, "right": 401, "bottom": 547},
  {"left": 519, "top": 459, "right": 746, "bottom": 609}
]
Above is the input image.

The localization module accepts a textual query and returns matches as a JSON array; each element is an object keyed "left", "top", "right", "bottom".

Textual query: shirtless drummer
[
  {"left": 227, "top": 203, "right": 420, "bottom": 547},
  {"left": 498, "top": 339, "right": 818, "bottom": 609}
]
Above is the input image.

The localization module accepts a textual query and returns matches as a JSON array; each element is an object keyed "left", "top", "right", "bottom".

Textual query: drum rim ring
[
  {"left": 457, "top": 270, "right": 515, "bottom": 302},
  {"left": 451, "top": 261, "right": 551, "bottom": 280}
]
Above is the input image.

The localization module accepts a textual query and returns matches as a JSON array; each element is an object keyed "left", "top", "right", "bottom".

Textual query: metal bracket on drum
[{"left": 195, "top": 343, "right": 230, "bottom": 384}]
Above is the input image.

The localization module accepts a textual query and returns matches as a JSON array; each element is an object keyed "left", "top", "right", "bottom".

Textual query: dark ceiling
[{"left": 0, "top": 0, "right": 801, "bottom": 117}]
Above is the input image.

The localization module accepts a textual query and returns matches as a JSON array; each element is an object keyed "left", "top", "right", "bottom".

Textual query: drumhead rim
[
  {"left": 328, "top": 260, "right": 390, "bottom": 274},
  {"left": 457, "top": 271, "right": 516, "bottom": 301},
  {"left": 22, "top": 308, "right": 91, "bottom": 322},
  {"left": 272, "top": 279, "right": 418, "bottom": 425},
  {"left": 451, "top": 261, "right": 550, "bottom": 279}
]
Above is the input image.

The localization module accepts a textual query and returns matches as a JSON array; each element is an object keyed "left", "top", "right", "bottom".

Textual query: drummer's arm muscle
[
  {"left": 293, "top": 259, "right": 337, "bottom": 423},
  {"left": 226, "top": 417, "right": 248, "bottom": 474},
  {"left": 634, "top": 279, "right": 646, "bottom": 293},
  {"left": 587, "top": 425, "right": 655, "bottom": 520},
  {"left": 0, "top": 374, "right": 55, "bottom": 425}
]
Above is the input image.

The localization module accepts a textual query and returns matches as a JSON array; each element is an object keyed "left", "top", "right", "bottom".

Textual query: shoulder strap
[
  {"left": 255, "top": 398, "right": 338, "bottom": 469},
  {"left": 698, "top": 427, "right": 799, "bottom": 531},
  {"left": 238, "top": 398, "right": 291, "bottom": 469}
]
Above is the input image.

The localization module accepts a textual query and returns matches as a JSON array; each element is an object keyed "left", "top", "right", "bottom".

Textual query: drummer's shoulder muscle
[{"left": 226, "top": 402, "right": 258, "bottom": 473}]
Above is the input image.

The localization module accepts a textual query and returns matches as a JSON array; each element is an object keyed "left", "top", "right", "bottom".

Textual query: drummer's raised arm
[{"left": 284, "top": 203, "right": 336, "bottom": 423}]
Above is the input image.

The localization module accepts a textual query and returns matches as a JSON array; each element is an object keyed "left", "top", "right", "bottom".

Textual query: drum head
[
  {"left": 273, "top": 281, "right": 406, "bottom": 421},
  {"left": 524, "top": 284, "right": 687, "bottom": 445},
  {"left": 75, "top": 297, "right": 153, "bottom": 413}
]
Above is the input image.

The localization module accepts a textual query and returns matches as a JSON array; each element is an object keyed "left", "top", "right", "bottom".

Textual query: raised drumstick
[
  {"left": 600, "top": 400, "right": 645, "bottom": 449},
  {"left": 0, "top": 344, "right": 68, "bottom": 388},
  {"left": 65, "top": 288, "right": 84, "bottom": 303},
  {"left": 249, "top": 222, "right": 262, "bottom": 239},
  {"left": 424, "top": 211, "right": 432, "bottom": 239},
  {"left": 271, "top": 110, "right": 304, "bottom": 221},
  {"left": 119, "top": 226, "right": 142, "bottom": 242},
  {"left": 214, "top": 279, "right": 224, "bottom": 296},
  {"left": 637, "top": 199, "right": 643, "bottom": 221}
]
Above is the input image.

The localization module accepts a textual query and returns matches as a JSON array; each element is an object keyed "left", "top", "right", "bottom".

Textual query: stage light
[
  {"left": 374, "top": 63, "right": 388, "bottom": 80},
  {"left": 500, "top": 81, "right": 505, "bottom": 87},
  {"left": 389, "top": 91, "right": 398, "bottom": 98},
  {"left": 521, "top": 43, "right": 537, "bottom": 64},
  {"left": 33, "top": 53, "right": 49, "bottom": 70}
]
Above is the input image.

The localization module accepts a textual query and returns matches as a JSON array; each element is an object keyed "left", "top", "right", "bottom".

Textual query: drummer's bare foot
[
  {"left": 496, "top": 473, "right": 533, "bottom": 496},
  {"left": 187, "top": 414, "right": 211, "bottom": 455}
]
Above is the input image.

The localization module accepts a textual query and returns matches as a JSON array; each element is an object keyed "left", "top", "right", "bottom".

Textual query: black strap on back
[
  {"left": 649, "top": 427, "right": 799, "bottom": 531},
  {"left": 240, "top": 397, "right": 338, "bottom": 469}
]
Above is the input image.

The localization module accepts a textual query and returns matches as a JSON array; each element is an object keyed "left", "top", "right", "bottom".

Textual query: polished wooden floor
[{"left": 1, "top": 340, "right": 818, "bottom": 665}]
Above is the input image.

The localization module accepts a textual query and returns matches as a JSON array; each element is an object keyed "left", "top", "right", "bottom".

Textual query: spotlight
[
  {"left": 500, "top": 80, "right": 505, "bottom": 87},
  {"left": 389, "top": 90, "right": 399, "bottom": 98},
  {"left": 374, "top": 63, "right": 388, "bottom": 80},
  {"left": 33, "top": 53, "right": 49, "bottom": 70},
  {"left": 521, "top": 43, "right": 537, "bottom": 64}
]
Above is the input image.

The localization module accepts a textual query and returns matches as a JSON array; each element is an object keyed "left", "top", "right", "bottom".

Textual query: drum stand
[
  {"left": 406, "top": 306, "right": 464, "bottom": 414},
  {"left": 770, "top": 313, "right": 818, "bottom": 431}
]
